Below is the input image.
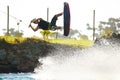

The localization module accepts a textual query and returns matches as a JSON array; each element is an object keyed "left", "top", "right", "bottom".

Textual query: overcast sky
[{"left": 0, "top": 0, "right": 120, "bottom": 37}]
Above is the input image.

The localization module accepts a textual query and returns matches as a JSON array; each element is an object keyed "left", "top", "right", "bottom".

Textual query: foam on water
[{"left": 32, "top": 39, "right": 120, "bottom": 80}]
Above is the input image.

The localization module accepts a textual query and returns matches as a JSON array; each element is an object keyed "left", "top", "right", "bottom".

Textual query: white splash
[{"left": 32, "top": 39, "right": 120, "bottom": 80}]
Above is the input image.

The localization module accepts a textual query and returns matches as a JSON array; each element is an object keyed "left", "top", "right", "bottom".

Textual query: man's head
[{"left": 31, "top": 18, "right": 38, "bottom": 24}]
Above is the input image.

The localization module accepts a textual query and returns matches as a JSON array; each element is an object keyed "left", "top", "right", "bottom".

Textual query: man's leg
[
  {"left": 50, "top": 13, "right": 63, "bottom": 30},
  {"left": 54, "top": 13, "right": 63, "bottom": 30},
  {"left": 54, "top": 26, "right": 62, "bottom": 30},
  {"left": 55, "top": 13, "right": 63, "bottom": 17}
]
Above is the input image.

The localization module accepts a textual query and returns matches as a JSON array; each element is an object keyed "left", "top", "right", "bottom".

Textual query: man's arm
[
  {"left": 28, "top": 22, "right": 32, "bottom": 28},
  {"left": 30, "top": 26, "right": 39, "bottom": 31},
  {"left": 29, "top": 23, "right": 39, "bottom": 31}
]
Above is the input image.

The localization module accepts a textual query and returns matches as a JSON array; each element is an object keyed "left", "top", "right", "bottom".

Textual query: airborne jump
[{"left": 29, "top": 2, "right": 70, "bottom": 36}]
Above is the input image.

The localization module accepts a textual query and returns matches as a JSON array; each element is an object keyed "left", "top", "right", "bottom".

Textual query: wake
[{"left": 32, "top": 38, "right": 120, "bottom": 80}]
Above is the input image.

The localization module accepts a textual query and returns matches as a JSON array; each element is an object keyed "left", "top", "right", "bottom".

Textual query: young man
[{"left": 29, "top": 13, "right": 63, "bottom": 31}]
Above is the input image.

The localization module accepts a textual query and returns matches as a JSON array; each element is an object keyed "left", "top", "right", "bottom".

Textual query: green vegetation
[
  {"left": 0, "top": 36, "right": 94, "bottom": 48},
  {"left": 47, "top": 39, "right": 94, "bottom": 47},
  {"left": 2, "top": 28, "right": 23, "bottom": 37},
  {"left": 100, "top": 28, "right": 113, "bottom": 38},
  {"left": 87, "top": 17, "right": 120, "bottom": 39},
  {"left": 0, "top": 36, "right": 26, "bottom": 44}
]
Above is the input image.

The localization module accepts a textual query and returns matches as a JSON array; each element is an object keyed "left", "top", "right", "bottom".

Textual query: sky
[{"left": 0, "top": 0, "right": 120, "bottom": 37}]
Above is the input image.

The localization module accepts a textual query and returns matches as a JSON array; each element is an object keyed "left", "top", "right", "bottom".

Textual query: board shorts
[{"left": 49, "top": 15, "right": 58, "bottom": 30}]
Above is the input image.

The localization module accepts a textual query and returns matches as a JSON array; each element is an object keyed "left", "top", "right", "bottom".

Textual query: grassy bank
[
  {"left": 47, "top": 39, "right": 94, "bottom": 47},
  {"left": 0, "top": 36, "right": 94, "bottom": 48},
  {"left": 0, "top": 36, "right": 94, "bottom": 73}
]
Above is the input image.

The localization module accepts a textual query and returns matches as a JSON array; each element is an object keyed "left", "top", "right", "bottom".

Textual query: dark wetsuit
[
  {"left": 38, "top": 20, "right": 49, "bottom": 30},
  {"left": 50, "top": 15, "right": 57, "bottom": 29},
  {"left": 38, "top": 15, "right": 58, "bottom": 30}
]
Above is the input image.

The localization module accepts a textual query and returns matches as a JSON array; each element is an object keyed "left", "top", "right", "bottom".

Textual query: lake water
[
  {"left": 0, "top": 73, "right": 35, "bottom": 80},
  {"left": 1, "top": 39, "right": 120, "bottom": 80}
]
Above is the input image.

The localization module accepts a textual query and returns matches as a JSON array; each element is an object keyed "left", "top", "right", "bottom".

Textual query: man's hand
[{"left": 28, "top": 23, "right": 32, "bottom": 28}]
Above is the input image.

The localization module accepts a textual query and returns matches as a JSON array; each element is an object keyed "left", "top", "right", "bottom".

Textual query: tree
[
  {"left": 69, "top": 29, "right": 81, "bottom": 37},
  {"left": 98, "top": 17, "right": 120, "bottom": 38},
  {"left": 100, "top": 17, "right": 120, "bottom": 34},
  {"left": 86, "top": 23, "right": 92, "bottom": 30},
  {"left": 2, "top": 28, "right": 23, "bottom": 37}
]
